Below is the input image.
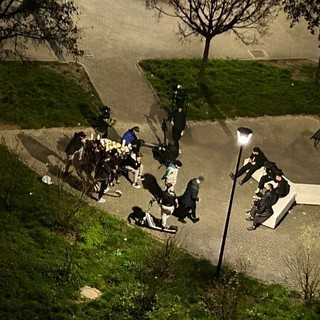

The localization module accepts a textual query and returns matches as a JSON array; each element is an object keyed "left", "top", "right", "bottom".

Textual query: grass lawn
[
  {"left": 0, "top": 62, "right": 101, "bottom": 129},
  {"left": 139, "top": 59, "right": 320, "bottom": 120},
  {"left": 1, "top": 144, "right": 319, "bottom": 319}
]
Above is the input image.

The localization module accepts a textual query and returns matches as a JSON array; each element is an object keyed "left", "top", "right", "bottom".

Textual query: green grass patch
[
  {"left": 0, "top": 61, "right": 101, "bottom": 129},
  {"left": 139, "top": 59, "right": 320, "bottom": 120},
  {"left": 1, "top": 144, "right": 320, "bottom": 319}
]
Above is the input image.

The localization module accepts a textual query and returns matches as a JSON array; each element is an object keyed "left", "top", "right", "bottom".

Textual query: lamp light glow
[{"left": 237, "top": 127, "right": 253, "bottom": 145}]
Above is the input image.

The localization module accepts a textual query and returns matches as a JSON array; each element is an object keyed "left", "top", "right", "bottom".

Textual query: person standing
[
  {"left": 158, "top": 184, "right": 178, "bottom": 228},
  {"left": 230, "top": 147, "right": 268, "bottom": 186},
  {"left": 178, "top": 176, "right": 204, "bottom": 223},
  {"left": 64, "top": 131, "right": 87, "bottom": 175},
  {"left": 170, "top": 107, "right": 186, "bottom": 153}
]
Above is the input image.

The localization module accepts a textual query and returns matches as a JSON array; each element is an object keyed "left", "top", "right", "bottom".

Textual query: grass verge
[
  {"left": 0, "top": 61, "right": 101, "bottom": 129},
  {"left": 139, "top": 59, "right": 320, "bottom": 120},
  {"left": 1, "top": 144, "right": 319, "bottom": 319}
]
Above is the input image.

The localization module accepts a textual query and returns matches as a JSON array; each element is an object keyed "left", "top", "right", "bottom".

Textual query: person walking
[
  {"left": 161, "top": 160, "right": 182, "bottom": 191},
  {"left": 230, "top": 147, "right": 267, "bottom": 186},
  {"left": 178, "top": 176, "right": 204, "bottom": 223},
  {"left": 170, "top": 106, "right": 186, "bottom": 153},
  {"left": 158, "top": 184, "right": 178, "bottom": 228}
]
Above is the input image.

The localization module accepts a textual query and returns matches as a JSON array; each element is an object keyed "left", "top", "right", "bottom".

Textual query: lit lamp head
[{"left": 237, "top": 127, "right": 253, "bottom": 145}]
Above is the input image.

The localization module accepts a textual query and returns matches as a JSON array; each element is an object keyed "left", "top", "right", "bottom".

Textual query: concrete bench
[
  {"left": 243, "top": 159, "right": 295, "bottom": 229},
  {"left": 242, "top": 158, "right": 320, "bottom": 228}
]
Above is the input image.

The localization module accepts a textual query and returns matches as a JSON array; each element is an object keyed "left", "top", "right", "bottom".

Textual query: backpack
[{"left": 161, "top": 190, "right": 176, "bottom": 207}]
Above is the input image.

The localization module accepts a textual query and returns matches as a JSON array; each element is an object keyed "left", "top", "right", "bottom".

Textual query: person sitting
[
  {"left": 256, "top": 161, "right": 280, "bottom": 194},
  {"left": 230, "top": 147, "right": 268, "bottom": 185},
  {"left": 274, "top": 171, "right": 290, "bottom": 198},
  {"left": 246, "top": 188, "right": 274, "bottom": 231}
]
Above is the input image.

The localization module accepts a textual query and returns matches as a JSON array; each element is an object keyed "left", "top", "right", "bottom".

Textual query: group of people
[
  {"left": 230, "top": 147, "right": 290, "bottom": 231},
  {"left": 64, "top": 126, "right": 145, "bottom": 204},
  {"left": 63, "top": 115, "right": 205, "bottom": 229}
]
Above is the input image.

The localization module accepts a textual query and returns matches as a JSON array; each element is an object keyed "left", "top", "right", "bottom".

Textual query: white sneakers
[
  {"left": 132, "top": 183, "right": 141, "bottom": 189},
  {"left": 97, "top": 198, "right": 106, "bottom": 203}
]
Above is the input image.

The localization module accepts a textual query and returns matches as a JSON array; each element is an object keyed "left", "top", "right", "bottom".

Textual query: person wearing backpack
[{"left": 158, "top": 184, "right": 178, "bottom": 228}]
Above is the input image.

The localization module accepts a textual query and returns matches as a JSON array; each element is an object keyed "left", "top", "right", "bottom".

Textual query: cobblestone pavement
[{"left": 3, "top": 0, "right": 320, "bottom": 284}]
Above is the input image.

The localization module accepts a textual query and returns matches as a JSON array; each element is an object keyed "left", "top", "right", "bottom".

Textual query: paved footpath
[{"left": 6, "top": 0, "right": 320, "bottom": 284}]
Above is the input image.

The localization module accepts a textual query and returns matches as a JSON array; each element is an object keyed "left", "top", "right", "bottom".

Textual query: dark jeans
[
  {"left": 236, "top": 163, "right": 262, "bottom": 184},
  {"left": 172, "top": 127, "right": 183, "bottom": 149}
]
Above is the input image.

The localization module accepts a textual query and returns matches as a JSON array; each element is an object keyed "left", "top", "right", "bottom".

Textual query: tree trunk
[
  {"left": 315, "top": 55, "right": 320, "bottom": 85},
  {"left": 198, "top": 37, "right": 212, "bottom": 83}
]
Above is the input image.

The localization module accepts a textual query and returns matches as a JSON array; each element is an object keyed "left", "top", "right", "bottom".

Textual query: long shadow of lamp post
[{"left": 216, "top": 127, "right": 253, "bottom": 277}]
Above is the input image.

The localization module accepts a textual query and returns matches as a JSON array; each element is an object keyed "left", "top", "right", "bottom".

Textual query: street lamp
[{"left": 216, "top": 127, "right": 253, "bottom": 277}]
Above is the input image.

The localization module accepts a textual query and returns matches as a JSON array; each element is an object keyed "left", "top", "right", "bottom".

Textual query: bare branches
[
  {"left": 145, "top": 0, "right": 278, "bottom": 80},
  {"left": 0, "top": 0, "right": 81, "bottom": 58}
]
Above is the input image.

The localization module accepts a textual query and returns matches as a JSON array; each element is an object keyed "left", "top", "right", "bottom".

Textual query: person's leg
[
  {"left": 234, "top": 163, "right": 251, "bottom": 178},
  {"left": 64, "top": 154, "right": 74, "bottom": 173},
  {"left": 138, "top": 164, "right": 144, "bottom": 179},
  {"left": 98, "top": 179, "right": 109, "bottom": 201},
  {"left": 241, "top": 165, "right": 260, "bottom": 184},
  {"left": 172, "top": 127, "right": 181, "bottom": 149}
]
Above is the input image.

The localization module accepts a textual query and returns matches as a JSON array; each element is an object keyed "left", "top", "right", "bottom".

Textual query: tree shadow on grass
[
  {"left": 78, "top": 102, "right": 99, "bottom": 128},
  {"left": 199, "top": 81, "right": 225, "bottom": 119}
]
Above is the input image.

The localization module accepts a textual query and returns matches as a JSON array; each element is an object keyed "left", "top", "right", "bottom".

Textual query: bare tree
[
  {"left": 145, "top": 0, "right": 278, "bottom": 81},
  {"left": 281, "top": 0, "right": 320, "bottom": 84},
  {"left": 285, "top": 226, "right": 320, "bottom": 306},
  {"left": 0, "top": 0, "right": 81, "bottom": 59}
]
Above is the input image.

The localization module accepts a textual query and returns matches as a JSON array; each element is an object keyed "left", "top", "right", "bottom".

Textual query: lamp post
[{"left": 216, "top": 127, "right": 253, "bottom": 277}]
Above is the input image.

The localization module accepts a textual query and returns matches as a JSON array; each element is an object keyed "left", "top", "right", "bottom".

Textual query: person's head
[
  {"left": 132, "top": 126, "right": 140, "bottom": 136},
  {"left": 197, "top": 176, "right": 205, "bottom": 184},
  {"left": 177, "top": 106, "right": 183, "bottom": 112},
  {"left": 252, "top": 147, "right": 261, "bottom": 154},
  {"left": 265, "top": 183, "right": 274, "bottom": 190},
  {"left": 275, "top": 171, "right": 283, "bottom": 181},
  {"left": 174, "top": 160, "right": 182, "bottom": 168}
]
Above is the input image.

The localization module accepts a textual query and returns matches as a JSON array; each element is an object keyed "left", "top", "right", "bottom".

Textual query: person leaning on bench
[
  {"left": 230, "top": 147, "right": 268, "bottom": 186},
  {"left": 246, "top": 183, "right": 278, "bottom": 231}
]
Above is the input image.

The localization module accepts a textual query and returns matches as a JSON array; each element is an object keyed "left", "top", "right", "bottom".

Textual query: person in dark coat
[
  {"left": 274, "top": 172, "right": 290, "bottom": 198},
  {"left": 178, "top": 176, "right": 204, "bottom": 223},
  {"left": 64, "top": 131, "right": 87, "bottom": 174},
  {"left": 230, "top": 147, "right": 268, "bottom": 185},
  {"left": 170, "top": 107, "right": 186, "bottom": 153},
  {"left": 246, "top": 189, "right": 274, "bottom": 230},
  {"left": 256, "top": 161, "right": 280, "bottom": 193}
]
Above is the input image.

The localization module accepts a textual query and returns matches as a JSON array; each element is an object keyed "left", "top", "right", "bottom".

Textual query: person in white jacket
[{"left": 161, "top": 160, "right": 182, "bottom": 191}]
